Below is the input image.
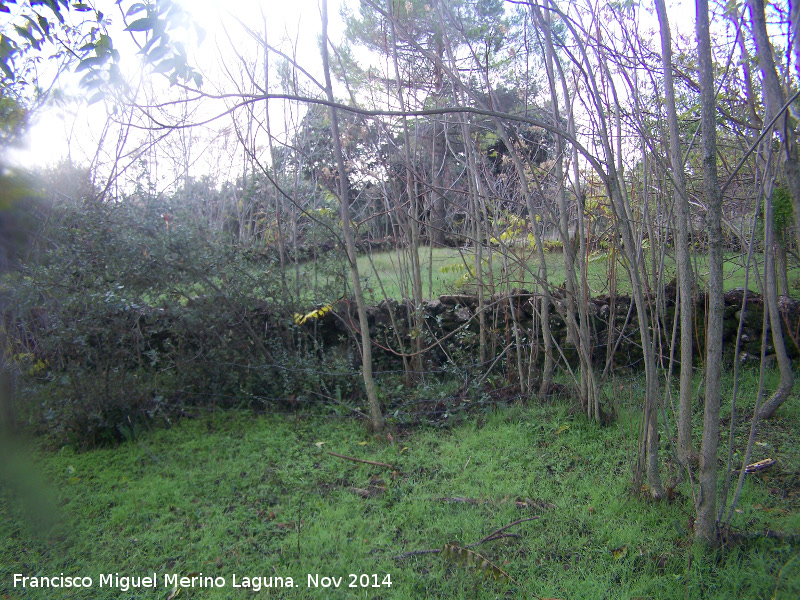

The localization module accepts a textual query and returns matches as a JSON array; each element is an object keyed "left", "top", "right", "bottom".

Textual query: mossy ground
[{"left": 1, "top": 374, "right": 799, "bottom": 599}]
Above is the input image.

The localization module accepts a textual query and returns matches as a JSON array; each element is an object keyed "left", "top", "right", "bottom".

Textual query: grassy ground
[
  {"left": 2, "top": 374, "right": 799, "bottom": 599},
  {"left": 292, "top": 245, "right": 800, "bottom": 303}
]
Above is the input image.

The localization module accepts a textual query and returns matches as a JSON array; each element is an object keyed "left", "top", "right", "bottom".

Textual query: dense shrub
[{"left": 2, "top": 189, "right": 355, "bottom": 446}]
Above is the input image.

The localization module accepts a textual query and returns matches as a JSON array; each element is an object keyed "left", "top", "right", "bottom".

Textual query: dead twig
[
  {"left": 514, "top": 498, "right": 556, "bottom": 510},
  {"left": 327, "top": 451, "right": 396, "bottom": 470},
  {"left": 467, "top": 517, "right": 541, "bottom": 548},
  {"left": 467, "top": 533, "right": 521, "bottom": 545},
  {"left": 393, "top": 516, "right": 540, "bottom": 560}
]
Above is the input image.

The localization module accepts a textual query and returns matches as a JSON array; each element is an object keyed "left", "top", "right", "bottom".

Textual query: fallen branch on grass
[
  {"left": 392, "top": 516, "right": 539, "bottom": 560},
  {"left": 470, "top": 533, "right": 521, "bottom": 544},
  {"left": 434, "top": 497, "right": 554, "bottom": 510},
  {"left": 514, "top": 497, "right": 556, "bottom": 510},
  {"left": 732, "top": 458, "right": 776, "bottom": 475},
  {"left": 327, "top": 451, "right": 395, "bottom": 470},
  {"left": 467, "top": 517, "right": 541, "bottom": 548}
]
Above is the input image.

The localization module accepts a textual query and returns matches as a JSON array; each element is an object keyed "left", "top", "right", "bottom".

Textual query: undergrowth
[{"left": 1, "top": 389, "right": 798, "bottom": 599}]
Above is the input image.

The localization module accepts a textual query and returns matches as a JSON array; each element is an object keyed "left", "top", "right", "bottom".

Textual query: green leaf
[
  {"left": 75, "top": 54, "right": 107, "bottom": 72},
  {"left": 145, "top": 44, "right": 170, "bottom": 63},
  {"left": 0, "top": 35, "right": 17, "bottom": 59},
  {"left": 108, "top": 63, "right": 123, "bottom": 85},
  {"left": 44, "top": 0, "right": 66, "bottom": 23},
  {"left": 14, "top": 25, "right": 37, "bottom": 46},
  {"left": 125, "top": 17, "right": 156, "bottom": 32},
  {"left": 23, "top": 15, "right": 44, "bottom": 37},
  {"left": 138, "top": 34, "right": 157, "bottom": 55},
  {"left": 37, "top": 14, "right": 50, "bottom": 36},
  {"left": 94, "top": 33, "right": 112, "bottom": 55},
  {"left": 152, "top": 57, "right": 176, "bottom": 74},
  {"left": 0, "top": 59, "right": 14, "bottom": 81},
  {"left": 610, "top": 544, "right": 628, "bottom": 560},
  {"left": 79, "top": 69, "right": 101, "bottom": 87},
  {"left": 126, "top": 2, "right": 147, "bottom": 17}
]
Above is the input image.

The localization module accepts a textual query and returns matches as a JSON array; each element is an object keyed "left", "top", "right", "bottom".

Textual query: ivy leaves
[
  {"left": 0, "top": 0, "right": 203, "bottom": 105},
  {"left": 0, "top": 0, "right": 70, "bottom": 80},
  {"left": 76, "top": 31, "right": 122, "bottom": 103},
  {"left": 123, "top": 0, "right": 203, "bottom": 88}
]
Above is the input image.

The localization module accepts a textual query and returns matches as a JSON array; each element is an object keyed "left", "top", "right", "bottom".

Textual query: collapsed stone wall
[
  {"left": 16, "top": 284, "right": 799, "bottom": 379},
  {"left": 311, "top": 284, "right": 800, "bottom": 370}
]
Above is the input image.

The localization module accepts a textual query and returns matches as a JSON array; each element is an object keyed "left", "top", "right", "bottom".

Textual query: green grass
[
  {"left": 291, "top": 245, "right": 800, "bottom": 304},
  {"left": 2, "top": 377, "right": 799, "bottom": 599}
]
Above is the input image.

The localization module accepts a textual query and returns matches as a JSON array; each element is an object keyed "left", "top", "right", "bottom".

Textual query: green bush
[{"left": 2, "top": 192, "right": 355, "bottom": 446}]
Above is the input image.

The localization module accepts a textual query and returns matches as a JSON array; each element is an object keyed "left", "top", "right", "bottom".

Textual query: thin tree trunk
[
  {"left": 431, "top": 121, "right": 446, "bottom": 248},
  {"left": 489, "top": 124, "right": 554, "bottom": 396},
  {"left": 749, "top": 0, "right": 800, "bottom": 254},
  {"left": 792, "top": 2, "right": 800, "bottom": 84},
  {"left": 747, "top": 0, "right": 796, "bottom": 418},
  {"left": 387, "top": 1, "right": 425, "bottom": 374},
  {"left": 696, "top": 0, "right": 723, "bottom": 545},
  {"left": 532, "top": 1, "right": 591, "bottom": 415},
  {"left": 655, "top": 0, "right": 695, "bottom": 466},
  {"left": 759, "top": 178, "right": 795, "bottom": 419},
  {"left": 320, "top": 0, "right": 383, "bottom": 432},
  {"left": 263, "top": 29, "right": 289, "bottom": 299},
  {"left": 466, "top": 136, "right": 488, "bottom": 367},
  {"left": 537, "top": 0, "right": 660, "bottom": 488},
  {"left": 727, "top": 3, "right": 761, "bottom": 128},
  {"left": 488, "top": 208, "right": 527, "bottom": 395},
  {"left": 427, "top": 1, "right": 488, "bottom": 367}
]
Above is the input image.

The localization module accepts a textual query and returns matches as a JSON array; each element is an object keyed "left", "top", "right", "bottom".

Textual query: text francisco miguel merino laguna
[{"left": 13, "top": 572, "right": 393, "bottom": 592}]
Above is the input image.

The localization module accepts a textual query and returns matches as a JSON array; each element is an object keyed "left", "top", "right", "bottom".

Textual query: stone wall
[{"left": 310, "top": 284, "right": 800, "bottom": 371}]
